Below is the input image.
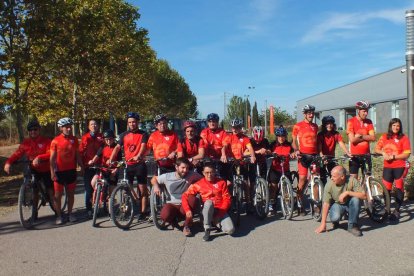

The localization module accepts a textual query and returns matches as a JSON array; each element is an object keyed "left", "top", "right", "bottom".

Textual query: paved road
[{"left": 1, "top": 182, "right": 414, "bottom": 276}]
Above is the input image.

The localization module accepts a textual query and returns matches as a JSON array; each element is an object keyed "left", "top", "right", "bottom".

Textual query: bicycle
[
  {"left": 227, "top": 157, "right": 249, "bottom": 227},
  {"left": 345, "top": 154, "right": 390, "bottom": 222},
  {"left": 294, "top": 154, "right": 325, "bottom": 221},
  {"left": 90, "top": 165, "right": 113, "bottom": 227},
  {"left": 17, "top": 161, "right": 67, "bottom": 229},
  {"left": 149, "top": 157, "right": 170, "bottom": 230},
  {"left": 248, "top": 157, "right": 269, "bottom": 219},
  {"left": 266, "top": 153, "right": 295, "bottom": 220}
]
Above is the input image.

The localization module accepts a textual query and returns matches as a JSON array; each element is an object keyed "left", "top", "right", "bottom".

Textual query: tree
[{"left": 252, "top": 101, "right": 259, "bottom": 127}]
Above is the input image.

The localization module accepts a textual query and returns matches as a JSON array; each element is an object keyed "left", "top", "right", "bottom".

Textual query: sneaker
[
  {"left": 268, "top": 204, "right": 274, "bottom": 213},
  {"left": 332, "top": 222, "right": 339, "bottom": 230},
  {"left": 56, "top": 217, "right": 63, "bottom": 225},
  {"left": 87, "top": 210, "right": 93, "bottom": 219},
  {"left": 202, "top": 230, "right": 211, "bottom": 242},
  {"left": 136, "top": 213, "right": 146, "bottom": 221},
  {"left": 348, "top": 226, "right": 362, "bottom": 237},
  {"left": 183, "top": 226, "right": 192, "bottom": 237},
  {"left": 68, "top": 214, "right": 77, "bottom": 223},
  {"left": 298, "top": 207, "right": 307, "bottom": 216},
  {"left": 389, "top": 210, "right": 400, "bottom": 221},
  {"left": 33, "top": 210, "right": 38, "bottom": 222}
]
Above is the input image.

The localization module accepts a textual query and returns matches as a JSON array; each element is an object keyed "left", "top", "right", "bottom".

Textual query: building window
[
  {"left": 369, "top": 104, "right": 376, "bottom": 128},
  {"left": 391, "top": 101, "right": 400, "bottom": 118}
]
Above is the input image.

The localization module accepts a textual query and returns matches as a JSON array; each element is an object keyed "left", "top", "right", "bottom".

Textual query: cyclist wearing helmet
[
  {"left": 292, "top": 104, "right": 318, "bottom": 216},
  {"left": 4, "top": 120, "right": 56, "bottom": 221},
  {"left": 109, "top": 112, "right": 149, "bottom": 220},
  {"left": 147, "top": 114, "right": 182, "bottom": 174},
  {"left": 90, "top": 129, "right": 122, "bottom": 202},
  {"left": 375, "top": 118, "right": 411, "bottom": 221},
  {"left": 346, "top": 101, "right": 376, "bottom": 178},
  {"left": 79, "top": 119, "right": 104, "bottom": 217},
  {"left": 180, "top": 120, "right": 205, "bottom": 167},
  {"left": 268, "top": 126, "right": 294, "bottom": 212},
  {"left": 50, "top": 117, "right": 83, "bottom": 224},
  {"left": 248, "top": 126, "right": 270, "bottom": 188},
  {"left": 317, "top": 115, "right": 350, "bottom": 184},
  {"left": 200, "top": 113, "right": 228, "bottom": 161}
]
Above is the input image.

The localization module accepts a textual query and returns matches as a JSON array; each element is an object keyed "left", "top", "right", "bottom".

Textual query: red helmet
[
  {"left": 355, "top": 101, "right": 370, "bottom": 110},
  {"left": 252, "top": 126, "right": 264, "bottom": 142},
  {"left": 182, "top": 120, "right": 196, "bottom": 130}
]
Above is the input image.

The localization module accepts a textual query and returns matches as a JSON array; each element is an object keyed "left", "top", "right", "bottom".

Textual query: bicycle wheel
[
  {"left": 150, "top": 187, "right": 167, "bottom": 230},
  {"left": 109, "top": 184, "right": 134, "bottom": 229},
  {"left": 310, "top": 178, "right": 324, "bottom": 222},
  {"left": 254, "top": 177, "right": 269, "bottom": 219},
  {"left": 365, "top": 177, "right": 390, "bottom": 223},
  {"left": 18, "top": 182, "right": 35, "bottom": 229},
  {"left": 231, "top": 177, "right": 242, "bottom": 226},
  {"left": 279, "top": 177, "right": 295, "bottom": 220},
  {"left": 92, "top": 184, "right": 102, "bottom": 227}
]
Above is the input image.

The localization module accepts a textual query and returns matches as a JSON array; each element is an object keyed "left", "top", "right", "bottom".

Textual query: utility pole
[{"left": 406, "top": 10, "right": 414, "bottom": 151}]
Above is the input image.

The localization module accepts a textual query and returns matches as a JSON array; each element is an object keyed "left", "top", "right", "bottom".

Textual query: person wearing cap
[
  {"left": 109, "top": 112, "right": 149, "bottom": 221},
  {"left": 79, "top": 119, "right": 104, "bottom": 218},
  {"left": 180, "top": 120, "right": 205, "bottom": 170},
  {"left": 50, "top": 117, "right": 83, "bottom": 224},
  {"left": 4, "top": 120, "right": 56, "bottom": 220},
  {"left": 346, "top": 101, "right": 376, "bottom": 179},
  {"left": 317, "top": 115, "right": 350, "bottom": 184},
  {"left": 292, "top": 104, "right": 319, "bottom": 216}
]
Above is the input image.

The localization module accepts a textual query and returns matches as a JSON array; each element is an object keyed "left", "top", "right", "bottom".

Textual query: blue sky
[{"left": 131, "top": 0, "right": 413, "bottom": 119}]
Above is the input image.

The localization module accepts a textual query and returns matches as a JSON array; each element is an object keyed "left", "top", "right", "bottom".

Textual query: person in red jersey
[
  {"left": 179, "top": 120, "right": 205, "bottom": 169},
  {"left": 50, "top": 117, "right": 83, "bottom": 225},
  {"left": 109, "top": 112, "right": 149, "bottom": 220},
  {"left": 375, "top": 118, "right": 411, "bottom": 221},
  {"left": 147, "top": 114, "right": 182, "bottom": 174},
  {"left": 292, "top": 104, "right": 318, "bottom": 215},
  {"left": 317, "top": 115, "right": 350, "bottom": 184},
  {"left": 4, "top": 120, "right": 56, "bottom": 220},
  {"left": 223, "top": 118, "right": 256, "bottom": 211},
  {"left": 79, "top": 119, "right": 104, "bottom": 217},
  {"left": 346, "top": 101, "right": 376, "bottom": 179},
  {"left": 268, "top": 127, "right": 294, "bottom": 213},
  {"left": 182, "top": 163, "right": 235, "bottom": 242},
  {"left": 200, "top": 113, "right": 230, "bottom": 180}
]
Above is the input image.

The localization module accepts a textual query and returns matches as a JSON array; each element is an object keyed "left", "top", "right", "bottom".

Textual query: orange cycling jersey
[
  {"left": 346, "top": 116, "right": 374, "bottom": 155},
  {"left": 375, "top": 134, "right": 411, "bottom": 168},
  {"left": 6, "top": 136, "right": 51, "bottom": 173},
  {"left": 181, "top": 137, "right": 206, "bottom": 158},
  {"left": 181, "top": 177, "right": 231, "bottom": 219},
  {"left": 147, "top": 130, "right": 182, "bottom": 167},
  {"left": 223, "top": 133, "right": 251, "bottom": 160},
  {"left": 292, "top": 121, "right": 318, "bottom": 154},
  {"left": 50, "top": 134, "right": 79, "bottom": 171},
  {"left": 79, "top": 132, "right": 104, "bottom": 167},
  {"left": 200, "top": 128, "right": 227, "bottom": 159},
  {"left": 270, "top": 141, "right": 292, "bottom": 172},
  {"left": 118, "top": 129, "right": 148, "bottom": 165}
]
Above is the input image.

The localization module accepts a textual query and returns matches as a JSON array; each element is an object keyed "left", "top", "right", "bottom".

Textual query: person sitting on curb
[
  {"left": 315, "top": 165, "right": 366, "bottom": 237},
  {"left": 181, "top": 162, "right": 235, "bottom": 242}
]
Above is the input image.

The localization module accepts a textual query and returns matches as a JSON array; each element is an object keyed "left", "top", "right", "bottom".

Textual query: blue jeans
[{"left": 329, "top": 197, "right": 361, "bottom": 229}]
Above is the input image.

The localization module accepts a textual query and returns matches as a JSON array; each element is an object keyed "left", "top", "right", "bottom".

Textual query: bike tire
[
  {"left": 254, "top": 177, "right": 269, "bottom": 219},
  {"left": 92, "top": 184, "right": 102, "bottom": 227},
  {"left": 18, "top": 182, "right": 35, "bottom": 229},
  {"left": 109, "top": 184, "right": 134, "bottom": 229},
  {"left": 279, "top": 177, "right": 295, "bottom": 220},
  {"left": 150, "top": 187, "right": 166, "bottom": 230},
  {"left": 310, "top": 178, "right": 324, "bottom": 222},
  {"left": 365, "top": 177, "right": 390, "bottom": 223},
  {"left": 231, "top": 176, "right": 242, "bottom": 227}
]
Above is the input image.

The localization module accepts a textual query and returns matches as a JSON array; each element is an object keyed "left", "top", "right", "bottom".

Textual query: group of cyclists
[{"left": 3, "top": 99, "right": 411, "bottom": 240}]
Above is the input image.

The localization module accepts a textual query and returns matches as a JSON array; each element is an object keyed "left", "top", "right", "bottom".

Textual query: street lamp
[
  {"left": 244, "top": 94, "right": 249, "bottom": 130},
  {"left": 247, "top": 86, "right": 255, "bottom": 130}
]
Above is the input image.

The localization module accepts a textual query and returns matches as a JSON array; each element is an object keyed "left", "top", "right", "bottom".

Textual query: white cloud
[
  {"left": 302, "top": 8, "right": 407, "bottom": 43},
  {"left": 240, "top": 0, "right": 279, "bottom": 36}
]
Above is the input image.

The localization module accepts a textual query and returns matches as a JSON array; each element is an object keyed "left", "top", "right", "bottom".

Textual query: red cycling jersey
[
  {"left": 375, "top": 134, "right": 411, "bottom": 168},
  {"left": 270, "top": 141, "right": 292, "bottom": 172},
  {"left": 200, "top": 128, "right": 228, "bottom": 159},
  {"left": 96, "top": 144, "right": 122, "bottom": 167},
  {"left": 50, "top": 134, "right": 79, "bottom": 172},
  {"left": 6, "top": 136, "right": 51, "bottom": 173},
  {"left": 181, "top": 177, "right": 231, "bottom": 219},
  {"left": 223, "top": 133, "right": 251, "bottom": 160},
  {"left": 180, "top": 137, "right": 206, "bottom": 158},
  {"left": 118, "top": 129, "right": 148, "bottom": 165},
  {"left": 317, "top": 131, "right": 343, "bottom": 156},
  {"left": 292, "top": 121, "right": 318, "bottom": 154},
  {"left": 79, "top": 132, "right": 104, "bottom": 167},
  {"left": 346, "top": 116, "right": 374, "bottom": 155},
  {"left": 147, "top": 130, "right": 182, "bottom": 167}
]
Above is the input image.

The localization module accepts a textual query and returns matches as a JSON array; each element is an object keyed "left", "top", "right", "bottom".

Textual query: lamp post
[
  {"left": 406, "top": 10, "right": 414, "bottom": 151},
  {"left": 244, "top": 94, "right": 249, "bottom": 130}
]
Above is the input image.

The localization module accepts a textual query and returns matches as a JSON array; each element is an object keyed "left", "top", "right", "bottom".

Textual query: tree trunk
[{"left": 14, "top": 70, "right": 24, "bottom": 142}]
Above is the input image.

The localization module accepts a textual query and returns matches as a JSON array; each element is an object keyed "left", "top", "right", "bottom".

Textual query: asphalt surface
[{"left": 1, "top": 182, "right": 414, "bottom": 276}]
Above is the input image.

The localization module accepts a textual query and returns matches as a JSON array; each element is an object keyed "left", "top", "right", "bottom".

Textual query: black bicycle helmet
[
  {"left": 275, "top": 127, "right": 288, "bottom": 136},
  {"left": 154, "top": 114, "right": 167, "bottom": 124},
  {"left": 322, "top": 115, "right": 335, "bottom": 125},
  {"left": 206, "top": 113, "right": 219, "bottom": 122},
  {"left": 126, "top": 112, "right": 140, "bottom": 120},
  {"left": 103, "top": 129, "right": 115, "bottom": 138},
  {"left": 230, "top": 118, "right": 243, "bottom": 127},
  {"left": 302, "top": 104, "right": 316, "bottom": 113},
  {"left": 27, "top": 120, "right": 40, "bottom": 130}
]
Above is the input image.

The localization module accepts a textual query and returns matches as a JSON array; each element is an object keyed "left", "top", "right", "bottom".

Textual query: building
[{"left": 296, "top": 66, "right": 408, "bottom": 133}]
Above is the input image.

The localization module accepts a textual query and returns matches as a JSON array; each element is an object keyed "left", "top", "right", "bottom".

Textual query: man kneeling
[
  {"left": 315, "top": 165, "right": 366, "bottom": 237},
  {"left": 151, "top": 157, "right": 202, "bottom": 236},
  {"left": 182, "top": 163, "right": 235, "bottom": 242}
]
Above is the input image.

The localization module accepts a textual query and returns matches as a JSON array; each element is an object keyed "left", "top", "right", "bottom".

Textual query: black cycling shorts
[
  {"left": 126, "top": 162, "right": 147, "bottom": 185},
  {"left": 55, "top": 169, "right": 77, "bottom": 185},
  {"left": 268, "top": 169, "right": 292, "bottom": 184},
  {"left": 383, "top": 167, "right": 405, "bottom": 183},
  {"left": 32, "top": 170, "right": 53, "bottom": 189},
  {"left": 349, "top": 156, "right": 372, "bottom": 175}
]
